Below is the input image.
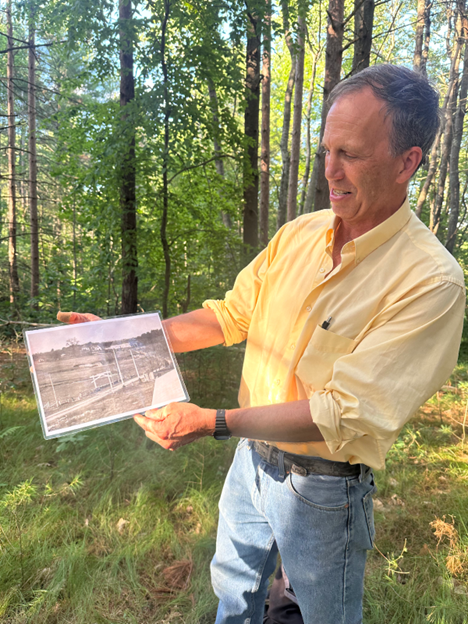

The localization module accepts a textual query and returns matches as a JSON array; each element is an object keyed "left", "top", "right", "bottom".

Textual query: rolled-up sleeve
[
  {"left": 203, "top": 247, "right": 270, "bottom": 347},
  {"left": 311, "top": 279, "right": 465, "bottom": 467}
]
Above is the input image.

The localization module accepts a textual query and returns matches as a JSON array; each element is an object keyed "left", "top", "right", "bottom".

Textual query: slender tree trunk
[
  {"left": 29, "top": 21, "right": 39, "bottom": 306},
  {"left": 421, "top": 0, "right": 431, "bottom": 76},
  {"left": 352, "top": 0, "right": 374, "bottom": 74},
  {"left": 160, "top": 0, "right": 171, "bottom": 318},
  {"left": 446, "top": 18, "right": 468, "bottom": 252},
  {"left": 277, "top": 0, "right": 296, "bottom": 230},
  {"left": 260, "top": 0, "right": 271, "bottom": 246},
  {"left": 208, "top": 79, "right": 231, "bottom": 228},
  {"left": 300, "top": 35, "right": 322, "bottom": 215},
  {"left": 311, "top": 0, "right": 344, "bottom": 212},
  {"left": 416, "top": 10, "right": 462, "bottom": 219},
  {"left": 413, "top": 0, "right": 426, "bottom": 71},
  {"left": 414, "top": 0, "right": 431, "bottom": 75},
  {"left": 7, "top": 0, "right": 19, "bottom": 309},
  {"left": 119, "top": 0, "right": 138, "bottom": 314},
  {"left": 430, "top": 4, "right": 464, "bottom": 232},
  {"left": 243, "top": 6, "right": 261, "bottom": 251},
  {"left": 286, "top": 15, "right": 306, "bottom": 222}
]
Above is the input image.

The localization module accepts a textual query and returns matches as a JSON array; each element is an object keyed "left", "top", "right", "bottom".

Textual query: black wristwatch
[{"left": 213, "top": 409, "right": 231, "bottom": 441}]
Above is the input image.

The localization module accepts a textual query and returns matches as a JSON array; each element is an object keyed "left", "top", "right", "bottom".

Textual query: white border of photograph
[{"left": 24, "top": 312, "right": 189, "bottom": 439}]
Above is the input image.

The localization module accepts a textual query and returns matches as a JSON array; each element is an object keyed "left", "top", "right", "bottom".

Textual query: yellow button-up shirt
[{"left": 203, "top": 199, "right": 465, "bottom": 469}]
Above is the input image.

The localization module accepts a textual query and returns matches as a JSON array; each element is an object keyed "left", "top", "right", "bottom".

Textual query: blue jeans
[{"left": 211, "top": 439, "right": 376, "bottom": 624}]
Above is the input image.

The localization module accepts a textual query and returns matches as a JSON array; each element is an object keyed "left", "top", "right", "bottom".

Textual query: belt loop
[
  {"left": 278, "top": 451, "right": 286, "bottom": 479},
  {"left": 359, "top": 464, "right": 367, "bottom": 482}
]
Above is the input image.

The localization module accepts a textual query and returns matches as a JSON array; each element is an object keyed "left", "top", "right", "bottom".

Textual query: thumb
[{"left": 57, "top": 311, "right": 102, "bottom": 324}]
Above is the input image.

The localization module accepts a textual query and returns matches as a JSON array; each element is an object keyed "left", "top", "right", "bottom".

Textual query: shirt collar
[{"left": 325, "top": 198, "right": 412, "bottom": 263}]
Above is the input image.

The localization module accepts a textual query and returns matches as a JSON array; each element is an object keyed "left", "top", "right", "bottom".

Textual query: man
[{"left": 63, "top": 65, "right": 465, "bottom": 624}]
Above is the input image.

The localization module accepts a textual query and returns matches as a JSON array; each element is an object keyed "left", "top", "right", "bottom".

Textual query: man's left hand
[{"left": 133, "top": 402, "right": 215, "bottom": 450}]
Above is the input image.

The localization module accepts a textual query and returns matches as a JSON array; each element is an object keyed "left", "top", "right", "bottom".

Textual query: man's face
[{"left": 322, "top": 88, "right": 407, "bottom": 229}]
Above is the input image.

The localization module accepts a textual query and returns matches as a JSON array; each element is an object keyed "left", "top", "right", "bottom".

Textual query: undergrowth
[{"left": 0, "top": 342, "right": 467, "bottom": 623}]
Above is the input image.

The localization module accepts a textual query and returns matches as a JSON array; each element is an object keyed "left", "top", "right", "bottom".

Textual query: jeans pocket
[
  {"left": 287, "top": 473, "right": 350, "bottom": 511},
  {"left": 362, "top": 489, "right": 376, "bottom": 548},
  {"left": 236, "top": 437, "right": 249, "bottom": 452}
]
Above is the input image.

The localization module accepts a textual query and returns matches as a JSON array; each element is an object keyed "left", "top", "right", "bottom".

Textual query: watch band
[{"left": 213, "top": 409, "right": 231, "bottom": 440}]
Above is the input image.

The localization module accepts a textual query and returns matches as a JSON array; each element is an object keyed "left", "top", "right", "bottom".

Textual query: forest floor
[{"left": 0, "top": 342, "right": 468, "bottom": 623}]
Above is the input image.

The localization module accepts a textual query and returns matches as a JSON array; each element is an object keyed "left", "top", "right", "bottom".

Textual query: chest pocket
[{"left": 296, "top": 325, "right": 357, "bottom": 394}]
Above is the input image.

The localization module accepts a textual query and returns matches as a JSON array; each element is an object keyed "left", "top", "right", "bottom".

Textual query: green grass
[{"left": 1, "top": 343, "right": 468, "bottom": 623}]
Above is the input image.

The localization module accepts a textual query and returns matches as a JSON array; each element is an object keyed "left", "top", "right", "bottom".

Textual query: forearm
[
  {"left": 163, "top": 308, "right": 225, "bottom": 353},
  {"left": 224, "top": 400, "right": 324, "bottom": 442},
  {"left": 134, "top": 399, "right": 324, "bottom": 450}
]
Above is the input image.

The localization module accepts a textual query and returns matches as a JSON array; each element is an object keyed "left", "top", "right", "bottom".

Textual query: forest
[
  {"left": 1, "top": 1, "right": 468, "bottom": 623},
  {"left": 1, "top": 0, "right": 468, "bottom": 325}
]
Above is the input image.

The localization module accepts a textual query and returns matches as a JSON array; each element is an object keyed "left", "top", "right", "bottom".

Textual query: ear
[{"left": 396, "top": 147, "right": 423, "bottom": 183}]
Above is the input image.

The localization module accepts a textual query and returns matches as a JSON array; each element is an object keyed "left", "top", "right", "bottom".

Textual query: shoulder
[{"left": 401, "top": 214, "right": 465, "bottom": 289}]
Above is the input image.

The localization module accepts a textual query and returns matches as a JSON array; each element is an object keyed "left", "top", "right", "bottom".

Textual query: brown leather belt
[{"left": 253, "top": 441, "right": 364, "bottom": 478}]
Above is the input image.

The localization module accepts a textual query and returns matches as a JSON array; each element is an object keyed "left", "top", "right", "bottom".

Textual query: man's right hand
[{"left": 57, "top": 311, "right": 102, "bottom": 324}]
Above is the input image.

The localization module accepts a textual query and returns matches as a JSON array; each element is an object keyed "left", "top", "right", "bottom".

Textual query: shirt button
[
  {"left": 275, "top": 379, "right": 281, "bottom": 386},
  {"left": 306, "top": 306, "right": 311, "bottom": 312},
  {"left": 290, "top": 344, "right": 295, "bottom": 350},
  {"left": 319, "top": 268, "right": 325, "bottom": 273},
  {"left": 356, "top": 258, "right": 361, "bottom": 264}
]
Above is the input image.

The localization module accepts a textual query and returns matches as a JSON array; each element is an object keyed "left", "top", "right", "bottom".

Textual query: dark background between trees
[{"left": 1, "top": 0, "right": 468, "bottom": 331}]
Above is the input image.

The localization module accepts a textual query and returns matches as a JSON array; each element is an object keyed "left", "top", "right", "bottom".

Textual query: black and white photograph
[{"left": 24, "top": 313, "right": 188, "bottom": 439}]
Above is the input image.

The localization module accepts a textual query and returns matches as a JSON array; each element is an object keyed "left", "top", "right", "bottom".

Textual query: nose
[{"left": 325, "top": 151, "right": 344, "bottom": 182}]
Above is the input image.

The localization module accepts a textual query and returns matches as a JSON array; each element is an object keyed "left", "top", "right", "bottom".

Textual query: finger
[
  {"left": 57, "top": 311, "right": 102, "bottom": 324},
  {"left": 144, "top": 430, "right": 175, "bottom": 451},
  {"left": 144, "top": 407, "right": 166, "bottom": 421}
]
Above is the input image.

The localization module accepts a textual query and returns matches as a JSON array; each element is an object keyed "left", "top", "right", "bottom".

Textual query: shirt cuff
[
  {"left": 309, "top": 390, "right": 360, "bottom": 454},
  {"left": 202, "top": 299, "right": 247, "bottom": 347}
]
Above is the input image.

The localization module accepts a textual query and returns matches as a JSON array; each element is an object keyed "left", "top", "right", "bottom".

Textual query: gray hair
[{"left": 328, "top": 64, "right": 440, "bottom": 168}]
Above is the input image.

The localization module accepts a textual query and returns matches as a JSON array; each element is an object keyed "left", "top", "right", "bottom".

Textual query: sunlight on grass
[{"left": 1, "top": 345, "right": 468, "bottom": 622}]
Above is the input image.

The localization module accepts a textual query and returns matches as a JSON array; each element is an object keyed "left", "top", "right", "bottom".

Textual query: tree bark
[
  {"left": 430, "top": 4, "right": 464, "bottom": 233},
  {"left": 277, "top": 0, "right": 296, "bottom": 230},
  {"left": 413, "top": 0, "right": 431, "bottom": 75},
  {"left": 416, "top": 7, "right": 462, "bottom": 219},
  {"left": 260, "top": 0, "right": 271, "bottom": 245},
  {"left": 119, "top": 0, "right": 138, "bottom": 314},
  {"left": 286, "top": 15, "right": 306, "bottom": 222},
  {"left": 300, "top": 29, "right": 322, "bottom": 215},
  {"left": 352, "top": 0, "right": 374, "bottom": 74},
  {"left": 446, "top": 16, "right": 468, "bottom": 252},
  {"left": 7, "top": 0, "right": 19, "bottom": 309},
  {"left": 160, "top": 0, "right": 171, "bottom": 318},
  {"left": 243, "top": 6, "right": 261, "bottom": 251},
  {"left": 311, "top": 0, "right": 344, "bottom": 212},
  {"left": 29, "top": 20, "right": 39, "bottom": 306}
]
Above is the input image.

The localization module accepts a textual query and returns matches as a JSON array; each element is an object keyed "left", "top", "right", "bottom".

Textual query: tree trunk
[
  {"left": 243, "top": 6, "right": 261, "bottom": 251},
  {"left": 300, "top": 33, "right": 322, "bottom": 215},
  {"left": 421, "top": 0, "right": 431, "bottom": 76},
  {"left": 119, "top": 0, "right": 138, "bottom": 315},
  {"left": 286, "top": 15, "right": 306, "bottom": 222},
  {"left": 446, "top": 17, "right": 468, "bottom": 252},
  {"left": 277, "top": 0, "right": 296, "bottom": 230},
  {"left": 260, "top": 0, "right": 271, "bottom": 246},
  {"left": 413, "top": 0, "right": 431, "bottom": 75},
  {"left": 160, "top": 0, "right": 171, "bottom": 318},
  {"left": 416, "top": 8, "right": 462, "bottom": 219},
  {"left": 352, "top": 0, "right": 374, "bottom": 74},
  {"left": 311, "top": 0, "right": 344, "bottom": 212},
  {"left": 29, "top": 20, "right": 39, "bottom": 306},
  {"left": 208, "top": 79, "right": 232, "bottom": 228},
  {"left": 7, "top": 0, "right": 19, "bottom": 309},
  {"left": 430, "top": 4, "right": 464, "bottom": 233}
]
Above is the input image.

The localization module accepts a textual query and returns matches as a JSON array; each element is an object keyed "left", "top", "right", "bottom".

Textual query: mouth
[{"left": 331, "top": 188, "right": 351, "bottom": 196}]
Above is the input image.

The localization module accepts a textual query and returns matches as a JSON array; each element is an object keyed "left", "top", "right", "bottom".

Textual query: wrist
[{"left": 202, "top": 408, "right": 216, "bottom": 436}]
